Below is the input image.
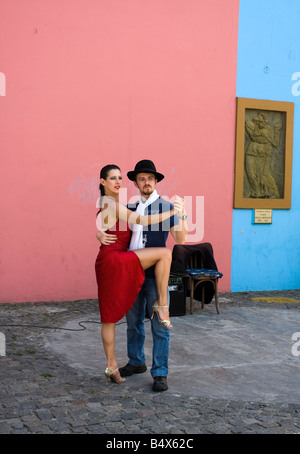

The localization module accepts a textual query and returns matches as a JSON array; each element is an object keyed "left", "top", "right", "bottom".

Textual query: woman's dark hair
[
  {"left": 97, "top": 165, "right": 121, "bottom": 216},
  {"left": 99, "top": 164, "right": 121, "bottom": 196}
]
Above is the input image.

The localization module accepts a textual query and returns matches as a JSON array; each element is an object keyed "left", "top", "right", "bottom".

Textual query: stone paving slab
[{"left": 0, "top": 290, "right": 300, "bottom": 434}]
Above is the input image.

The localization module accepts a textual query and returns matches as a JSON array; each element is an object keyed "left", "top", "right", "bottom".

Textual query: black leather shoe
[
  {"left": 119, "top": 363, "right": 147, "bottom": 378},
  {"left": 152, "top": 376, "right": 168, "bottom": 392}
]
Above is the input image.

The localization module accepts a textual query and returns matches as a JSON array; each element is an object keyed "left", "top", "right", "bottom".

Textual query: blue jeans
[{"left": 125, "top": 278, "right": 170, "bottom": 378}]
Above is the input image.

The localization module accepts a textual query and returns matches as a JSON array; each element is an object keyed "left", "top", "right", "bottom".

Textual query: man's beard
[{"left": 141, "top": 186, "right": 154, "bottom": 196}]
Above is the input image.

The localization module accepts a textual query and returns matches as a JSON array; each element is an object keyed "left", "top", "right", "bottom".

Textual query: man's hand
[
  {"left": 173, "top": 195, "right": 185, "bottom": 217},
  {"left": 96, "top": 230, "right": 117, "bottom": 245},
  {"left": 171, "top": 195, "right": 188, "bottom": 244}
]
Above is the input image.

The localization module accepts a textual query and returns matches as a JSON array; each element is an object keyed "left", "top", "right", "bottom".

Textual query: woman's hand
[{"left": 96, "top": 230, "right": 117, "bottom": 245}]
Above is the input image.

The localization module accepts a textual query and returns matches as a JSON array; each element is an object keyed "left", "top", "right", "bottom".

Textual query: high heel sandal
[
  {"left": 151, "top": 302, "right": 173, "bottom": 329},
  {"left": 104, "top": 367, "right": 126, "bottom": 385}
]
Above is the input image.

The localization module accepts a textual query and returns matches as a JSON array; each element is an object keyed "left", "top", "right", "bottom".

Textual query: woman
[{"left": 95, "top": 164, "right": 181, "bottom": 384}]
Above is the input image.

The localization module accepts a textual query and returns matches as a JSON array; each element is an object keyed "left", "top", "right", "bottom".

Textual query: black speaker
[{"left": 168, "top": 276, "right": 186, "bottom": 316}]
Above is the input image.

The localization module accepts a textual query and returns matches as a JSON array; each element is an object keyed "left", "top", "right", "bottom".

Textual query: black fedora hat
[{"left": 127, "top": 160, "right": 164, "bottom": 182}]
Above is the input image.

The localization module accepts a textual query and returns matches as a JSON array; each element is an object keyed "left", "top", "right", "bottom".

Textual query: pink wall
[{"left": 0, "top": 0, "right": 239, "bottom": 303}]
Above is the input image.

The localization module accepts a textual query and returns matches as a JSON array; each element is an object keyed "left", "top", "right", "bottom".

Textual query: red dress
[{"left": 95, "top": 220, "right": 145, "bottom": 323}]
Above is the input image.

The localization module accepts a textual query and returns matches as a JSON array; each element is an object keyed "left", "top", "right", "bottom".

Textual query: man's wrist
[{"left": 179, "top": 213, "right": 187, "bottom": 220}]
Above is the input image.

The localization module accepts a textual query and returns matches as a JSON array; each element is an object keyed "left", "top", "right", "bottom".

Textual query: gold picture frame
[{"left": 234, "top": 97, "right": 294, "bottom": 209}]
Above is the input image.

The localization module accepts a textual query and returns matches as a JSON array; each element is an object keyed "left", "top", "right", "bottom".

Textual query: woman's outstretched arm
[{"left": 99, "top": 195, "right": 182, "bottom": 228}]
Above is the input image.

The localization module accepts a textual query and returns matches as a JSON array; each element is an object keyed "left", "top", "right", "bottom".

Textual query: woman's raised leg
[{"left": 133, "top": 247, "right": 173, "bottom": 328}]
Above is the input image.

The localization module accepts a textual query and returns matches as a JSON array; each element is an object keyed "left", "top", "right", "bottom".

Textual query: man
[{"left": 97, "top": 160, "right": 187, "bottom": 391}]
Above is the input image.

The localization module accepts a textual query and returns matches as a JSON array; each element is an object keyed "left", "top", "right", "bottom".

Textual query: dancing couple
[{"left": 95, "top": 160, "right": 188, "bottom": 391}]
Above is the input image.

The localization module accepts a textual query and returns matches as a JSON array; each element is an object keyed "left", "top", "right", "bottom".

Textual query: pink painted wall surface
[{"left": 0, "top": 0, "right": 239, "bottom": 303}]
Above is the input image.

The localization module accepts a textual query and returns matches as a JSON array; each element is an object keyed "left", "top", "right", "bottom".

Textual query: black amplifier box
[{"left": 168, "top": 276, "right": 186, "bottom": 316}]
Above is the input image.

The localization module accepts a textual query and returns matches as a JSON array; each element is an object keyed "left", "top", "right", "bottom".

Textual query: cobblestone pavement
[{"left": 1, "top": 290, "right": 300, "bottom": 435}]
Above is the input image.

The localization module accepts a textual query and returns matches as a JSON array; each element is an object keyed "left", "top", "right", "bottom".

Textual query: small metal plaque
[{"left": 253, "top": 209, "right": 272, "bottom": 224}]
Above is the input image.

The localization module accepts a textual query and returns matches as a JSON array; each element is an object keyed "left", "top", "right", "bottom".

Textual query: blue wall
[{"left": 231, "top": 0, "right": 300, "bottom": 291}]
